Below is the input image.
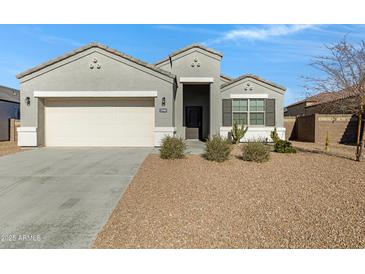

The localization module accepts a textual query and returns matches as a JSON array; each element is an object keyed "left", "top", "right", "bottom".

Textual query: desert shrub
[
  {"left": 231, "top": 122, "right": 248, "bottom": 144},
  {"left": 274, "top": 140, "right": 296, "bottom": 153},
  {"left": 242, "top": 141, "right": 270, "bottom": 163},
  {"left": 270, "top": 127, "right": 280, "bottom": 143},
  {"left": 160, "top": 136, "right": 187, "bottom": 159},
  {"left": 204, "top": 135, "right": 232, "bottom": 162}
]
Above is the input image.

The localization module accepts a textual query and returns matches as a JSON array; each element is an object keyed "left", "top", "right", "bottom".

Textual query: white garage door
[{"left": 45, "top": 98, "right": 155, "bottom": 147}]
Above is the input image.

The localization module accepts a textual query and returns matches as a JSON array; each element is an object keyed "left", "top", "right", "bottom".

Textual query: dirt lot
[
  {"left": 94, "top": 147, "right": 365, "bottom": 248},
  {"left": 291, "top": 141, "right": 357, "bottom": 160},
  {"left": 0, "top": 141, "right": 22, "bottom": 157}
]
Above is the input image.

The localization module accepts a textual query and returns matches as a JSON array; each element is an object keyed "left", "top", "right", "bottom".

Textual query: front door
[{"left": 185, "top": 106, "right": 202, "bottom": 140}]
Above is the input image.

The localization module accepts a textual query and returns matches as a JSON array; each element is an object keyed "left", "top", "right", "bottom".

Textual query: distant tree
[{"left": 304, "top": 38, "right": 365, "bottom": 161}]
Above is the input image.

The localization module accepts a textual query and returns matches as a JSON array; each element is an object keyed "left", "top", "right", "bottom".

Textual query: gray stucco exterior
[
  {"left": 155, "top": 46, "right": 222, "bottom": 138},
  {"left": 16, "top": 43, "right": 286, "bottom": 147},
  {"left": 220, "top": 77, "right": 285, "bottom": 127}
]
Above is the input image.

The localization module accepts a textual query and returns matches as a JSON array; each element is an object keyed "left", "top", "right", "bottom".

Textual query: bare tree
[{"left": 304, "top": 38, "right": 365, "bottom": 161}]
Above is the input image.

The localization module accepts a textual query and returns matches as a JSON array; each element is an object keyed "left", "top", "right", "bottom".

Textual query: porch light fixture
[
  {"left": 25, "top": 96, "right": 30, "bottom": 106},
  {"left": 162, "top": 97, "right": 166, "bottom": 106}
]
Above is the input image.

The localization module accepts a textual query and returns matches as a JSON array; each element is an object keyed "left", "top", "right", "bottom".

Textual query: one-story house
[
  {"left": 284, "top": 89, "right": 359, "bottom": 144},
  {"left": 0, "top": 85, "right": 20, "bottom": 141},
  {"left": 285, "top": 88, "right": 357, "bottom": 117},
  {"left": 16, "top": 43, "right": 286, "bottom": 147}
]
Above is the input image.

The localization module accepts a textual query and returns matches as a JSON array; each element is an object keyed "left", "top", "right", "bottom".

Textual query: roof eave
[
  {"left": 154, "top": 44, "right": 223, "bottom": 66},
  {"left": 220, "top": 74, "right": 286, "bottom": 91},
  {"left": 17, "top": 42, "right": 175, "bottom": 80}
]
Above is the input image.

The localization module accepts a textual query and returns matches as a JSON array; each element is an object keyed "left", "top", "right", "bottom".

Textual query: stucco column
[
  {"left": 175, "top": 84, "right": 185, "bottom": 138},
  {"left": 210, "top": 81, "right": 221, "bottom": 136}
]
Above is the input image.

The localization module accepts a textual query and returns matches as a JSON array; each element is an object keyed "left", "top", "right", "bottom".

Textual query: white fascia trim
[
  {"left": 230, "top": 94, "right": 268, "bottom": 99},
  {"left": 179, "top": 77, "right": 214, "bottom": 83},
  {"left": 220, "top": 126, "right": 285, "bottom": 130},
  {"left": 17, "top": 126, "right": 37, "bottom": 132},
  {"left": 34, "top": 91, "right": 158, "bottom": 98},
  {"left": 220, "top": 126, "right": 285, "bottom": 142},
  {"left": 17, "top": 127, "right": 37, "bottom": 147},
  {"left": 154, "top": 127, "right": 176, "bottom": 132},
  {"left": 154, "top": 127, "right": 176, "bottom": 146}
]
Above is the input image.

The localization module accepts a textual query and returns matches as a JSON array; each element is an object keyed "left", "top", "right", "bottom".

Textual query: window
[
  {"left": 249, "top": 99, "right": 265, "bottom": 125},
  {"left": 232, "top": 99, "right": 248, "bottom": 112},
  {"left": 233, "top": 112, "right": 247, "bottom": 125},
  {"left": 232, "top": 98, "right": 265, "bottom": 126},
  {"left": 250, "top": 113, "right": 264, "bottom": 125},
  {"left": 250, "top": 99, "right": 265, "bottom": 112},
  {"left": 232, "top": 99, "right": 248, "bottom": 125}
]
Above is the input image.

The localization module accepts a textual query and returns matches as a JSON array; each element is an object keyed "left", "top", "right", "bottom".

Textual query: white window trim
[
  {"left": 230, "top": 94, "right": 268, "bottom": 99},
  {"left": 232, "top": 98, "right": 265, "bottom": 126}
]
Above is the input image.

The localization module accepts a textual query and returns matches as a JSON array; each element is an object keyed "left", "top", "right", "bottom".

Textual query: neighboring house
[
  {"left": 284, "top": 89, "right": 360, "bottom": 144},
  {"left": 285, "top": 89, "right": 357, "bottom": 116},
  {"left": 0, "top": 85, "right": 20, "bottom": 141},
  {"left": 16, "top": 43, "right": 286, "bottom": 147}
]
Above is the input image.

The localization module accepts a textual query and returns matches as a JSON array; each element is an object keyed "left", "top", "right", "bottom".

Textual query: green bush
[
  {"left": 204, "top": 135, "right": 232, "bottom": 162},
  {"left": 231, "top": 122, "right": 248, "bottom": 144},
  {"left": 160, "top": 136, "right": 187, "bottom": 159},
  {"left": 274, "top": 140, "right": 296, "bottom": 153},
  {"left": 242, "top": 141, "right": 270, "bottom": 163}
]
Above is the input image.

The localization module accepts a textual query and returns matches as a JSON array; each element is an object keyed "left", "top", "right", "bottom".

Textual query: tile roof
[
  {"left": 220, "top": 73, "right": 286, "bottom": 91},
  {"left": 220, "top": 74, "right": 233, "bottom": 81},
  {"left": 154, "top": 44, "right": 223, "bottom": 66},
  {"left": 286, "top": 88, "right": 357, "bottom": 108},
  {"left": 0, "top": 85, "right": 20, "bottom": 103},
  {"left": 17, "top": 42, "right": 175, "bottom": 80}
]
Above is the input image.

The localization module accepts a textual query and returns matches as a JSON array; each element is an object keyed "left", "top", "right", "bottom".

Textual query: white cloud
[
  {"left": 39, "top": 35, "right": 82, "bottom": 47},
  {"left": 20, "top": 26, "right": 82, "bottom": 47},
  {"left": 207, "top": 24, "right": 314, "bottom": 45}
]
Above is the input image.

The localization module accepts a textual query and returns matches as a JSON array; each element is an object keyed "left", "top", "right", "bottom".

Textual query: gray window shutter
[
  {"left": 222, "top": 99, "right": 232, "bottom": 126},
  {"left": 265, "top": 99, "right": 275, "bottom": 126}
]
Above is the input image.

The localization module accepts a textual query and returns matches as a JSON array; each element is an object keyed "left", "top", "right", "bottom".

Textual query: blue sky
[{"left": 0, "top": 24, "right": 364, "bottom": 105}]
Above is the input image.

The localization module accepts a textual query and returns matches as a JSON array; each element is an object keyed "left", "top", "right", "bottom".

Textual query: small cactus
[
  {"left": 270, "top": 127, "right": 280, "bottom": 143},
  {"left": 231, "top": 122, "right": 248, "bottom": 144}
]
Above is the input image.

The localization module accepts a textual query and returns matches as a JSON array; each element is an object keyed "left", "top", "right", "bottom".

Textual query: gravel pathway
[{"left": 94, "top": 148, "right": 365, "bottom": 248}]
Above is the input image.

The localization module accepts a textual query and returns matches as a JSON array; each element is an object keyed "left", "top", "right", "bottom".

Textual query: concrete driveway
[{"left": 0, "top": 147, "right": 151, "bottom": 248}]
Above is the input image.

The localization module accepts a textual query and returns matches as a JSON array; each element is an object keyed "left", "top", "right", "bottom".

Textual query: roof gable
[
  {"left": 221, "top": 74, "right": 286, "bottom": 92},
  {"left": 154, "top": 44, "right": 223, "bottom": 66},
  {"left": 17, "top": 42, "right": 175, "bottom": 80}
]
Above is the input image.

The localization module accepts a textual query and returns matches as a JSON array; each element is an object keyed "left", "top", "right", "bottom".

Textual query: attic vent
[
  {"left": 89, "top": 58, "right": 102, "bottom": 70},
  {"left": 244, "top": 83, "right": 253, "bottom": 91},
  {"left": 191, "top": 58, "right": 200, "bottom": 68}
]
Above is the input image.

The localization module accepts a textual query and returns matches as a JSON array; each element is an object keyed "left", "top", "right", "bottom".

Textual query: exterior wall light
[
  {"left": 162, "top": 97, "right": 166, "bottom": 106},
  {"left": 25, "top": 96, "right": 30, "bottom": 106}
]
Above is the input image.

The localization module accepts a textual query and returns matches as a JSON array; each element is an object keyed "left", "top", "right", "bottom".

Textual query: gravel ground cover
[
  {"left": 94, "top": 147, "right": 365, "bottom": 248},
  {"left": 0, "top": 141, "right": 23, "bottom": 157},
  {"left": 291, "top": 141, "right": 357, "bottom": 160}
]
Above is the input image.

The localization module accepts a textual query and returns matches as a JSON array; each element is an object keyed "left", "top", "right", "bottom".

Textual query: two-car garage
[
  {"left": 16, "top": 43, "right": 176, "bottom": 148},
  {"left": 42, "top": 94, "right": 156, "bottom": 147}
]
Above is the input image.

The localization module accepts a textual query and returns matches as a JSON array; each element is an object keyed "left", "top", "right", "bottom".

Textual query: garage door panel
[{"left": 45, "top": 98, "right": 155, "bottom": 147}]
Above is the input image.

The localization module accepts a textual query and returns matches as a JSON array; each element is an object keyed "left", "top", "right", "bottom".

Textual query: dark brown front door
[{"left": 185, "top": 106, "right": 202, "bottom": 140}]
